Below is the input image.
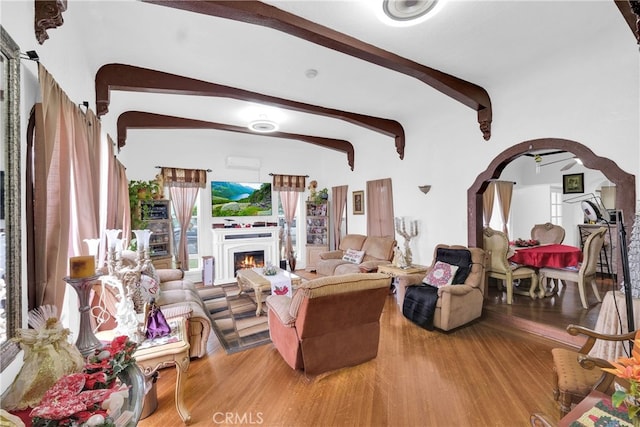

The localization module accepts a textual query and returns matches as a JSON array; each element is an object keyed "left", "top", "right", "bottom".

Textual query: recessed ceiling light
[
  {"left": 248, "top": 116, "right": 279, "bottom": 133},
  {"left": 378, "top": 0, "right": 444, "bottom": 26},
  {"left": 305, "top": 69, "right": 318, "bottom": 78}
]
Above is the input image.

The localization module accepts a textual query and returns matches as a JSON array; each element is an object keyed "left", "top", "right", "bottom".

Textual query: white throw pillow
[
  {"left": 422, "top": 261, "right": 459, "bottom": 288},
  {"left": 342, "top": 248, "right": 365, "bottom": 264}
]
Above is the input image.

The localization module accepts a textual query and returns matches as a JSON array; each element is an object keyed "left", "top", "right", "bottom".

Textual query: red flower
[{"left": 83, "top": 372, "right": 108, "bottom": 390}]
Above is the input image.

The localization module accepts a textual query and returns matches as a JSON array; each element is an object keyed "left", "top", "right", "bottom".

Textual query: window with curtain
[
  {"left": 161, "top": 167, "right": 208, "bottom": 271},
  {"left": 272, "top": 174, "right": 306, "bottom": 268}
]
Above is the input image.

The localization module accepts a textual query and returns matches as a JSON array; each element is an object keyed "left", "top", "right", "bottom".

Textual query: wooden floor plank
[{"left": 139, "top": 293, "right": 566, "bottom": 427}]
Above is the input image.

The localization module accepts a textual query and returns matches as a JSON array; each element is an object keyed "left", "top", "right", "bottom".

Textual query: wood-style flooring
[{"left": 138, "top": 274, "right": 618, "bottom": 427}]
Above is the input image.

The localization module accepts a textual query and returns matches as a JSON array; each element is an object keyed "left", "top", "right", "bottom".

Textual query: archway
[{"left": 467, "top": 138, "right": 635, "bottom": 277}]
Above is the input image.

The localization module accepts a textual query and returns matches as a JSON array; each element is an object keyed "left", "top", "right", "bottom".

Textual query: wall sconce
[{"left": 418, "top": 185, "right": 431, "bottom": 195}]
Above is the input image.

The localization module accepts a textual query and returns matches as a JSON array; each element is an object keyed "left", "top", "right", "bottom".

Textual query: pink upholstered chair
[{"left": 265, "top": 273, "right": 391, "bottom": 375}]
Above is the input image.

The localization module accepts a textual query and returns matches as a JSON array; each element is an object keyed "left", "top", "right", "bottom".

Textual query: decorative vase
[{"left": 288, "top": 256, "right": 297, "bottom": 272}]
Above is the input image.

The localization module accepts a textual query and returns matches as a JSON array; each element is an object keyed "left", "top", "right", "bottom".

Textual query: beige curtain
[
  {"left": 116, "top": 161, "right": 130, "bottom": 243},
  {"left": 272, "top": 175, "right": 306, "bottom": 264},
  {"left": 483, "top": 181, "right": 496, "bottom": 228},
  {"left": 103, "top": 136, "right": 129, "bottom": 264},
  {"left": 36, "top": 64, "right": 103, "bottom": 310},
  {"left": 496, "top": 181, "right": 514, "bottom": 236},
  {"left": 162, "top": 167, "right": 208, "bottom": 270},
  {"left": 331, "top": 185, "right": 348, "bottom": 249},
  {"left": 169, "top": 187, "right": 199, "bottom": 270},
  {"left": 366, "top": 178, "right": 395, "bottom": 238}
]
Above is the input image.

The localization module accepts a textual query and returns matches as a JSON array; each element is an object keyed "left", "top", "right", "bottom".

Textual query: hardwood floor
[{"left": 137, "top": 275, "right": 619, "bottom": 427}]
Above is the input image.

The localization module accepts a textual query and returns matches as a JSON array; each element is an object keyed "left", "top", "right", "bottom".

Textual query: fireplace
[
  {"left": 211, "top": 226, "right": 280, "bottom": 285},
  {"left": 234, "top": 250, "right": 265, "bottom": 275}
]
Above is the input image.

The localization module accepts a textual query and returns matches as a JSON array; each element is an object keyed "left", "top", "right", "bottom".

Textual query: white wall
[{"left": 2, "top": 1, "right": 639, "bottom": 392}]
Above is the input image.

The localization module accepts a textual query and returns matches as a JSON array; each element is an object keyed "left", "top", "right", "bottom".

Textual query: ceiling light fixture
[
  {"left": 248, "top": 115, "right": 279, "bottom": 133},
  {"left": 380, "top": 0, "right": 442, "bottom": 26}
]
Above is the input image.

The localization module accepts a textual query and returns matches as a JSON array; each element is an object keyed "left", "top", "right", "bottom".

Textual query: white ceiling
[{"left": 25, "top": 0, "right": 632, "bottom": 148}]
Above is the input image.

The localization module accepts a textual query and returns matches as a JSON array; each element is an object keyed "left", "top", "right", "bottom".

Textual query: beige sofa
[
  {"left": 93, "top": 252, "right": 212, "bottom": 359},
  {"left": 315, "top": 234, "right": 396, "bottom": 276},
  {"left": 155, "top": 268, "right": 212, "bottom": 359},
  {"left": 265, "top": 273, "right": 392, "bottom": 375}
]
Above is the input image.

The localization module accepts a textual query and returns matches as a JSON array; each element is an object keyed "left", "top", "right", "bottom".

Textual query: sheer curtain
[
  {"left": 366, "top": 178, "right": 395, "bottom": 237},
  {"left": 35, "top": 64, "right": 104, "bottom": 310},
  {"left": 496, "top": 181, "right": 514, "bottom": 236},
  {"left": 483, "top": 181, "right": 496, "bottom": 228},
  {"left": 162, "top": 168, "right": 208, "bottom": 270},
  {"left": 331, "top": 185, "right": 348, "bottom": 249},
  {"left": 272, "top": 174, "right": 306, "bottom": 266}
]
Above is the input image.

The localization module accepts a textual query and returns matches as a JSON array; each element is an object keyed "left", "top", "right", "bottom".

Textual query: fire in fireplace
[{"left": 234, "top": 250, "right": 265, "bottom": 274}]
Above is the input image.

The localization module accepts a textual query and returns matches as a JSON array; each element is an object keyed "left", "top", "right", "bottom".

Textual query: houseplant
[{"left": 128, "top": 180, "right": 160, "bottom": 230}]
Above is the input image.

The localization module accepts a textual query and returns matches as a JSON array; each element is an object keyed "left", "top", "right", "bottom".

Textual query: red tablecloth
[{"left": 509, "top": 244, "right": 582, "bottom": 268}]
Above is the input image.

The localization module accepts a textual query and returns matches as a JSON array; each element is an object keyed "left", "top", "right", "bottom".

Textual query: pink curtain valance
[
  {"left": 162, "top": 167, "right": 208, "bottom": 188},
  {"left": 271, "top": 174, "right": 307, "bottom": 192}
]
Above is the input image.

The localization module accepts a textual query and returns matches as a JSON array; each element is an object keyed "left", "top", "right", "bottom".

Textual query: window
[
  {"left": 172, "top": 194, "right": 200, "bottom": 269},
  {"left": 550, "top": 187, "right": 562, "bottom": 225},
  {"left": 277, "top": 193, "right": 303, "bottom": 261}
]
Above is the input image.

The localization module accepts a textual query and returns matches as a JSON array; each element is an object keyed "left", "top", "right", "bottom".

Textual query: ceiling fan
[
  {"left": 536, "top": 156, "right": 582, "bottom": 171},
  {"left": 525, "top": 150, "right": 582, "bottom": 173}
]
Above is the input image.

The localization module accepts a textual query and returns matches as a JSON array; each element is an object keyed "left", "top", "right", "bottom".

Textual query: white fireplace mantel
[{"left": 211, "top": 226, "right": 281, "bottom": 285}]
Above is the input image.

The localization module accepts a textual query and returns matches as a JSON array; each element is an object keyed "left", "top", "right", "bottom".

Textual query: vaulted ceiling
[{"left": 33, "top": 0, "right": 639, "bottom": 170}]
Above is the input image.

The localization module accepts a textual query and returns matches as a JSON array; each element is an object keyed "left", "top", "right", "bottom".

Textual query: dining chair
[
  {"left": 539, "top": 227, "right": 607, "bottom": 309},
  {"left": 530, "top": 222, "right": 565, "bottom": 244},
  {"left": 483, "top": 227, "right": 538, "bottom": 304}
]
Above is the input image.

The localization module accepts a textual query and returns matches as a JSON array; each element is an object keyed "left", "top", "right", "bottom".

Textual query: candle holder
[
  {"left": 395, "top": 217, "right": 418, "bottom": 267},
  {"left": 64, "top": 274, "right": 103, "bottom": 357}
]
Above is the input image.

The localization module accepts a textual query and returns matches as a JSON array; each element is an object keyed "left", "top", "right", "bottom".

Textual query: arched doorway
[{"left": 467, "top": 138, "right": 635, "bottom": 277}]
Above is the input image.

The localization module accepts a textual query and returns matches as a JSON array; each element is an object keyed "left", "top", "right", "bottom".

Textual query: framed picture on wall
[
  {"left": 353, "top": 190, "right": 364, "bottom": 215},
  {"left": 562, "top": 173, "right": 584, "bottom": 194}
]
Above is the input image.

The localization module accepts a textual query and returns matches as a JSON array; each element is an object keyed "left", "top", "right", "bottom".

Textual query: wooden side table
[
  {"left": 377, "top": 264, "right": 429, "bottom": 277},
  {"left": 97, "top": 318, "right": 192, "bottom": 424},
  {"left": 377, "top": 264, "right": 429, "bottom": 304}
]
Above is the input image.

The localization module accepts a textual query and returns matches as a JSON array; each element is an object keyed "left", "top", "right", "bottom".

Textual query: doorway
[{"left": 468, "top": 137, "right": 635, "bottom": 278}]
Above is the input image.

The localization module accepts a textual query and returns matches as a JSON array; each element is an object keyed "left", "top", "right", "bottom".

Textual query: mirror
[{"left": 0, "top": 26, "right": 22, "bottom": 371}]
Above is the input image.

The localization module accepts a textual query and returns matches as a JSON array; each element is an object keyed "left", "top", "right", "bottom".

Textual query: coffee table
[{"left": 236, "top": 268, "right": 302, "bottom": 316}]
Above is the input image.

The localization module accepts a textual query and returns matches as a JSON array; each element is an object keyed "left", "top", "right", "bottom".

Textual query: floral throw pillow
[
  {"left": 342, "top": 248, "right": 365, "bottom": 264},
  {"left": 423, "top": 261, "right": 460, "bottom": 288}
]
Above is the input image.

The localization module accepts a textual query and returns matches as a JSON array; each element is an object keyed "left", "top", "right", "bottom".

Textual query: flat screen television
[{"left": 211, "top": 181, "right": 272, "bottom": 217}]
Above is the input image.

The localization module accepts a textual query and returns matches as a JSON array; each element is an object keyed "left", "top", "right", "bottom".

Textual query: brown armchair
[
  {"left": 552, "top": 324, "right": 636, "bottom": 416},
  {"left": 395, "top": 244, "right": 486, "bottom": 331},
  {"left": 265, "top": 273, "right": 391, "bottom": 375}
]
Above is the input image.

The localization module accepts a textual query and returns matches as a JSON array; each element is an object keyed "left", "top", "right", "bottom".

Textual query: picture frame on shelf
[
  {"left": 353, "top": 190, "right": 364, "bottom": 215},
  {"left": 562, "top": 173, "right": 584, "bottom": 194}
]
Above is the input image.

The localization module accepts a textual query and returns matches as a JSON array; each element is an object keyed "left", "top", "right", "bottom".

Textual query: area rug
[{"left": 197, "top": 283, "right": 271, "bottom": 354}]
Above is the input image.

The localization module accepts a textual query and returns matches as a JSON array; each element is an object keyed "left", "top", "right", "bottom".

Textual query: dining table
[{"left": 508, "top": 243, "right": 583, "bottom": 298}]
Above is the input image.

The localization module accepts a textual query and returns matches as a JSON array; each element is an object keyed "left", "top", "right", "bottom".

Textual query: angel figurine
[{"left": 2, "top": 305, "right": 85, "bottom": 410}]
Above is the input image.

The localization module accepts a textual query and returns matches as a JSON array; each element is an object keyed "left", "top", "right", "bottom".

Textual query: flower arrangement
[
  {"left": 263, "top": 262, "right": 278, "bottom": 276},
  {"left": 30, "top": 336, "right": 138, "bottom": 427},
  {"left": 602, "top": 335, "right": 640, "bottom": 424},
  {"left": 514, "top": 238, "right": 540, "bottom": 247}
]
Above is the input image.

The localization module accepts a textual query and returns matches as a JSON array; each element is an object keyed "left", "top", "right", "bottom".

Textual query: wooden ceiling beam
[
  {"left": 143, "top": 0, "right": 493, "bottom": 140},
  {"left": 117, "top": 111, "right": 356, "bottom": 170},
  {"left": 96, "top": 63, "right": 404, "bottom": 160}
]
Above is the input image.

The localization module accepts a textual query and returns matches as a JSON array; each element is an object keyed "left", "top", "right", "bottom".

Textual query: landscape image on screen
[{"left": 211, "top": 181, "right": 273, "bottom": 217}]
